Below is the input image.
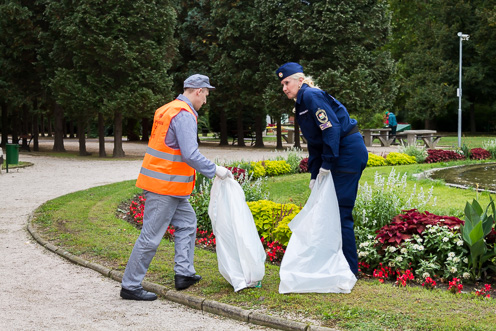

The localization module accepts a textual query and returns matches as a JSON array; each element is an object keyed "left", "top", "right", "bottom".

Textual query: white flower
[
  {"left": 453, "top": 226, "right": 460, "bottom": 230},
  {"left": 418, "top": 245, "right": 424, "bottom": 251},
  {"left": 428, "top": 228, "right": 436, "bottom": 233},
  {"left": 453, "top": 257, "right": 460, "bottom": 263},
  {"left": 396, "top": 256, "right": 403, "bottom": 262},
  {"left": 448, "top": 252, "right": 456, "bottom": 258},
  {"left": 426, "top": 224, "right": 432, "bottom": 228},
  {"left": 423, "top": 272, "right": 430, "bottom": 279},
  {"left": 442, "top": 237, "right": 449, "bottom": 242},
  {"left": 456, "top": 240, "right": 464, "bottom": 246},
  {"left": 417, "top": 238, "right": 423, "bottom": 243},
  {"left": 450, "top": 266, "right": 457, "bottom": 273},
  {"left": 463, "top": 272, "right": 471, "bottom": 279},
  {"left": 359, "top": 251, "right": 368, "bottom": 258},
  {"left": 388, "top": 246, "right": 397, "bottom": 253},
  {"left": 388, "top": 261, "right": 395, "bottom": 267},
  {"left": 401, "top": 248, "right": 408, "bottom": 254},
  {"left": 447, "top": 257, "right": 452, "bottom": 261},
  {"left": 368, "top": 235, "right": 374, "bottom": 239},
  {"left": 413, "top": 244, "right": 419, "bottom": 250},
  {"left": 463, "top": 258, "right": 469, "bottom": 264},
  {"left": 359, "top": 242, "right": 369, "bottom": 248}
]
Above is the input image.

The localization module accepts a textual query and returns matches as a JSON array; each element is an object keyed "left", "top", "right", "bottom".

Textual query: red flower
[{"left": 448, "top": 277, "right": 463, "bottom": 294}]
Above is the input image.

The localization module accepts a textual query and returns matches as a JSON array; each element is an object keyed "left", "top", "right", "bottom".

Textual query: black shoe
[
  {"left": 175, "top": 274, "right": 202, "bottom": 290},
  {"left": 120, "top": 287, "right": 157, "bottom": 301}
]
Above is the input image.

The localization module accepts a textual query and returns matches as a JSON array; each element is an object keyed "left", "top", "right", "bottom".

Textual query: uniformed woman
[{"left": 276, "top": 62, "right": 368, "bottom": 275}]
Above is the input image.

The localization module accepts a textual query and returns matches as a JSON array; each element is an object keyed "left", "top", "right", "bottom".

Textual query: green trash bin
[{"left": 6, "top": 143, "right": 19, "bottom": 165}]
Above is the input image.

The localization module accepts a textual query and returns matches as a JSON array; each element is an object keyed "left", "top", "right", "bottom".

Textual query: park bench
[
  {"left": 282, "top": 129, "right": 307, "bottom": 144},
  {"left": 230, "top": 130, "right": 255, "bottom": 146},
  {"left": 17, "top": 134, "right": 35, "bottom": 151}
]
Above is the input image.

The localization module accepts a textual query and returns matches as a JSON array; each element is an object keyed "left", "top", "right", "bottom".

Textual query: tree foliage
[{"left": 1, "top": 0, "right": 495, "bottom": 153}]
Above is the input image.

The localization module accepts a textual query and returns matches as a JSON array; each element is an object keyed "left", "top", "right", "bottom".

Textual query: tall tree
[
  {"left": 0, "top": 1, "right": 40, "bottom": 148},
  {"left": 43, "top": 0, "right": 177, "bottom": 157},
  {"left": 388, "top": 0, "right": 496, "bottom": 131},
  {"left": 256, "top": 0, "right": 396, "bottom": 131}
]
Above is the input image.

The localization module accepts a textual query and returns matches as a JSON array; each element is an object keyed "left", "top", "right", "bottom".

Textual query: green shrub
[
  {"left": 482, "top": 139, "right": 496, "bottom": 159},
  {"left": 247, "top": 200, "right": 301, "bottom": 245},
  {"left": 386, "top": 152, "right": 417, "bottom": 165},
  {"left": 264, "top": 160, "right": 291, "bottom": 176},
  {"left": 249, "top": 160, "right": 291, "bottom": 178},
  {"left": 190, "top": 180, "right": 213, "bottom": 232},
  {"left": 272, "top": 210, "right": 299, "bottom": 246},
  {"left": 190, "top": 174, "right": 268, "bottom": 232},
  {"left": 367, "top": 153, "right": 387, "bottom": 167},
  {"left": 400, "top": 145, "right": 428, "bottom": 163},
  {"left": 249, "top": 162, "right": 266, "bottom": 178},
  {"left": 285, "top": 148, "right": 305, "bottom": 173}
]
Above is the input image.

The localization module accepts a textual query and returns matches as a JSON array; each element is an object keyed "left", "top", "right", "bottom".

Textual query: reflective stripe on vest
[{"left": 136, "top": 100, "right": 196, "bottom": 196}]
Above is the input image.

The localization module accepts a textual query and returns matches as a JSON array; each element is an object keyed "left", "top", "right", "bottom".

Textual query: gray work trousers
[{"left": 121, "top": 190, "right": 197, "bottom": 290}]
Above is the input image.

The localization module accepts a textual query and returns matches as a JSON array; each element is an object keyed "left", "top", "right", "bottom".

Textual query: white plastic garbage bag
[
  {"left": 279, "top": 173, "right": 357, "bottom": 293},
  {"left": 208, "top": 177, "right": 266, "bottom": 292}
]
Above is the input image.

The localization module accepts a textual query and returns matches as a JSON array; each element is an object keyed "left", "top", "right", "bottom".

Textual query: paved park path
[{"left": 0, "top": 139, "right": 284, "bottom": 331}]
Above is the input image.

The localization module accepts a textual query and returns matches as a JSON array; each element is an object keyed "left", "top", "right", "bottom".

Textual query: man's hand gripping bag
[
  {"left": 279, "top": 173, "right": 357, "bottom": 293},
  {"left": 208, "top": 177, "right": 266, "bottom": 292}
]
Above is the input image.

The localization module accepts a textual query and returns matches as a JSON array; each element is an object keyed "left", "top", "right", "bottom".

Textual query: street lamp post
[{"left": 457, "top": 32, "right": 469, "bottom": 148}]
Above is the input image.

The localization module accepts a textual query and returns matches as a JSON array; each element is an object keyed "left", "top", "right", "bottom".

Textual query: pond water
[{"left": 429, "top": 163, "right": 496, "bottom": 191}]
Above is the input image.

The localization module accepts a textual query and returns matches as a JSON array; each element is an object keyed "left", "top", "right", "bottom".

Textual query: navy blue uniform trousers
[{"left": 330, "top": 132, "right": 368, "bottom": 275}]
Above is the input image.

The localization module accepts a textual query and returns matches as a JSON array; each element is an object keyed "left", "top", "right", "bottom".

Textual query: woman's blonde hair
[{"left": 290, "top": 73, "right": 320, "bottom": 89}]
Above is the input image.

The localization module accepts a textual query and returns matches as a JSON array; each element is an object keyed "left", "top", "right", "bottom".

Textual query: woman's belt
[{"left": 344, "top": 126, "right": 359, "bottom": 137}]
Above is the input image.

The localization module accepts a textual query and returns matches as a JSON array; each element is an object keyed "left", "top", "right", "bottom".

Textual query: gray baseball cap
[{"left": 183, "top": 74, "right": 215, "bottom": 89}]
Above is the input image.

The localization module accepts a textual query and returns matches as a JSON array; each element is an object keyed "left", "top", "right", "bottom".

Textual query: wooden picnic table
[{"left": 361, "top": 128, "right": 393, "bottom": 147}]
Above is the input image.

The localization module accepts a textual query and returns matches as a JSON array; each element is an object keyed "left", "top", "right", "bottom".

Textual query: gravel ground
[{"left": 0, "top": 137, "right": 397, "bottom": 330}]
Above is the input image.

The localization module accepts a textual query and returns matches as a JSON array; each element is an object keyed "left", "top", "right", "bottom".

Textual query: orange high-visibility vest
[{"left": 136, "top": 100, "right": 196, "bottom": 196}]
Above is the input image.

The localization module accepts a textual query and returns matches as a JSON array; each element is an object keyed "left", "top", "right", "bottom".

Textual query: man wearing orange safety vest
[{"left": 120, "top": 74, "right": 232, "bottom": 301}]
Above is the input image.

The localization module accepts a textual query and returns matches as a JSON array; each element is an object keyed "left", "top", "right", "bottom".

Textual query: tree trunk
[
  {"left": 11, "top": 105, "right": 19, "bottom": 144},
  {"left": 47, "top": 115, "right": 52, "bottom": 137},
  {"left": 1, "top": 101, "right": 7, "bottom": 147},
  {"left": 112, "top": 110, "right": 125, "bottom": 157},
  {"left": 219, "top": 108, "right": 228, "bottom": 146},
  {"left": 141, "top": 117, "right": 150, "bottom": 142},
  {"left": 126, "top": 118, "right": 140, "bottom": 141},
  {"left": 424, "top": 118, "right": 436, "bottom": 130},
  {"left": 276, "top": 116, "right": 283, "bottom": 150},
  {"left": 20, "top": 104, "right": 30, "bottom": 151},
  {"left": 68, "top": 120, "right": 75, "bottom": 138},
  {"left": 53, "top": 103, "right": 66, "bottom": 152},
  {"left": 469, "top": 102, "right": 476, "bottom": 134},
  {"left": 253, "top": 112, "right": 264, "bottom": 148},
  {"left": 40, "top": 113, "right": 45, "bottom": 137},
  {"left": 98, "top": 112, "right": 106, "bottom": 157},
  {"left": 77, "top": 116, "right": 89, "bottom": 156},
  {"left": 236, "top": 110, "right": 245, "bottom": 147},
  {"left": 33, "top": 99, "right": 39, "bottom": 152},
  {"left": 293, "top": 119, "right": 301, "bottom": 149}
]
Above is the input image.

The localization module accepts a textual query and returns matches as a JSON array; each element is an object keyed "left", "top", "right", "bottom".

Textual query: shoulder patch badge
[
  {"left": 316, "top": 108, "right": 332, "bottom": 130},
  {"left": 316, "top": 108, "right": 328, "bottom": 123}
]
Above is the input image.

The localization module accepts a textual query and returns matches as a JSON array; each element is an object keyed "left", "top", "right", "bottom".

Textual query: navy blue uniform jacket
[{"left": 295, "top": 84, "right": 364, "bottom": 180}]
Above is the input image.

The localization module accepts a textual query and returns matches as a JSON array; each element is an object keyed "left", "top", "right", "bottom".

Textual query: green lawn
[{"left": 31, "top": 159, "right": 496, "bottom": 330}]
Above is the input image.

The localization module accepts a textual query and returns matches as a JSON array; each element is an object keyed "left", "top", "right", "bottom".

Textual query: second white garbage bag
[
  {"left": 279, "top": 172, "right": 357, "bottom": 294},
  {"left": 208, "top": 177, "right": 266, "bottom": 292}
]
